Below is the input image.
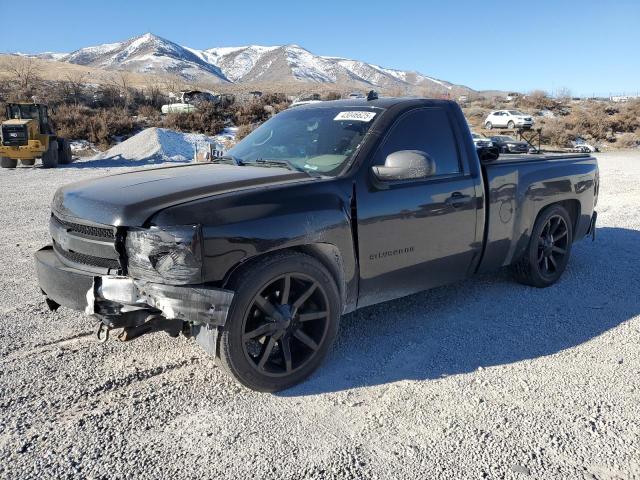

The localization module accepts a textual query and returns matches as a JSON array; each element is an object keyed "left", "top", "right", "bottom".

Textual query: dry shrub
[
  {"left": 518, "top": 90, "right": 556, "bottom": 110},
  {"left": 616, "top": 132, "right": 640, "bottom": 148},
  {"left": 232, "top": 93, "right": 289, "bottom": 126},
  {"left": 50, "top": 105, "right": 135, "bottom": 147},
  {"left": 540, "top": 117, "right": 575, "bottom": 146},
  {"left": 137, "top": 104, "right": 162, "bottom": 122},
  {"left": 235, "top": 124, "right": 256, "bottom": 141},
  {"left": 611, "top": 100, "right": 640, "bottom": 133},
  {"left": 161, "top": 102, "right": 226, "bottom": 136}
]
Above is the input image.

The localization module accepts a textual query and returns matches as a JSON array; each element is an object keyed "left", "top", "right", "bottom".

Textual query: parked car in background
[
  {"left": 471, "top": 133, "right": 493, "bottom": 148},
  {"left": 490, "top": 135, "right": 529, "bottom": 153},
  {"left": 485, "top": 110, "right": 534, "bottom": 130}
]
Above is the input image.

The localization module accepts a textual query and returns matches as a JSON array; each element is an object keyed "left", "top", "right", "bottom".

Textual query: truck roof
[{"left": 295, "top": 97, "right": 455, "bottom": 110}]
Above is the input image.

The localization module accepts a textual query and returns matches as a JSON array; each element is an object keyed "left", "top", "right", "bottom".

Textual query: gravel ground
[{"left": 0, "top": 152, "right": 639, "bottom": 480}]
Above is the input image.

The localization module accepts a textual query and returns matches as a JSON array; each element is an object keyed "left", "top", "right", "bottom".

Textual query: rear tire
[
  {"left": 485, "top": 122, "right": 493, "bottom": 130},
  {"left": 218, "top": 251, "right": 341, "bottom": 392},
  {"left": 42, "top": 140, "right": 58, "bottom": 168},
  {"left": 507, "top": 120, "right": 515, "bottom": 129},
  {"left": 21, "top": 159, "right": 35, "bottom": 166},
  {"left": 513, "top": 205, "right": 573, "bottom": 288},
  {"left": 1, "top": 157, "right": 18, "bottom": 168},
  {"left": 58, "top": 138, "right": 72, "bottom": 164}
]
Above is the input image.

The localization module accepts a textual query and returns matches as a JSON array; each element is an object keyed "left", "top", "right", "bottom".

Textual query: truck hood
[{"left": 52, "top": 163, "right": 312, "bottom": 226}]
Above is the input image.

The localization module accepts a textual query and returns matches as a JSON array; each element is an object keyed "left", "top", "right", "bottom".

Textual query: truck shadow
[{"left": 281, "top": 227, "right": 640, "bottom": 396}]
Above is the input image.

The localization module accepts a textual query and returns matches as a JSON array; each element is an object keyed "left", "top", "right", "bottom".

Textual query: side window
[{"left": 375, "top": 108, "right": 461, "bottom": 176}]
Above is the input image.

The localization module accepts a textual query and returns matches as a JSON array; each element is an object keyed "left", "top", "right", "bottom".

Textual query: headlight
[{"left": 126, "top": 225, "right": 203, "bottom": 285}]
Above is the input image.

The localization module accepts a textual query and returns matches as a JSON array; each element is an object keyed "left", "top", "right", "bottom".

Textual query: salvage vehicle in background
[
  {"left": 1, "top": 103, "right": 72, "bottom": 168},
  {"left": 484, "top": 110, "right": 534, "bottom": 130},
  {"left": 35, "top": 97, "right": 599, "bottom": 392},
  {"left": 571, "top": 140, "right": 599, "bottom": 153},
  {"left": 490, "top": 135, "right": 529, "bottom": 153}
]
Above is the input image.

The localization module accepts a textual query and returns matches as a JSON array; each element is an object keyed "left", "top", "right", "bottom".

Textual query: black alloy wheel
[
  {"left": 513, "top": 204, "right": 573, "bottom": 287},
  {"left": 218, "top": 251, "right": 340, "bottom": 392},
  {"left": 537, "top": 215, "right": 569, "bottom": 279},
  {"left": 241, "top": 273, "right": 330, "bottom": 377}
]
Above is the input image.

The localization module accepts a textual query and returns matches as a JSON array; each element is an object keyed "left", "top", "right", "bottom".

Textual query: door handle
[{"left": 445, "top": 192, "right": 472, "bottom": 208}]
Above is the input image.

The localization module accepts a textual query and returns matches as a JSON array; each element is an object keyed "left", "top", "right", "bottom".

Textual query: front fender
[{"left": 148, "top": 178, "right": 358, "bottom": 312}]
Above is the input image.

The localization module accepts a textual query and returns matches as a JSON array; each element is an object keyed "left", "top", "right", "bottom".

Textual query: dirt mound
[{"left": 93, "top": 127, "right": 222, "bottom": 163}]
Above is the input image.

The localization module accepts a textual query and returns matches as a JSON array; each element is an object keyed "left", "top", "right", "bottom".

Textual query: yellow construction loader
[{"left": 0, "top": 103, "right": 71, "bottom": 168}]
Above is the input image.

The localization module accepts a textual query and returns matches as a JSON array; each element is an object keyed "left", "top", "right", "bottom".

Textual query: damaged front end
[
  {"left": 35, "top": 215, "right": 234, "bottom": 356},
  {"left": 86, "top": 276, "right": 233, "bottom": 347}
]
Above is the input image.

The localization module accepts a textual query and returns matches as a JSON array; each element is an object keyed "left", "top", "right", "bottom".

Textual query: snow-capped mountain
[
  {"left": 62, "top": 33, "right": 228, "bottom": 82},
  {"left": 29, "top": 33, "right": 467, "bottom": 93}
]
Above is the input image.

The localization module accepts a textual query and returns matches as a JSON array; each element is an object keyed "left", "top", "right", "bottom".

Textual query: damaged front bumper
[{"left": 35, "top": 245, "right": 234, "bottom": 346}]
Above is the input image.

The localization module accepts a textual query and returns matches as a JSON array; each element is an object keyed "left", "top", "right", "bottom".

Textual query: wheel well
[
  {"left": 537, "top": 200, "right": 580, "bottom": 239},
  {"left": 222, "top": 244, "right": 346, "bottom": 304}
]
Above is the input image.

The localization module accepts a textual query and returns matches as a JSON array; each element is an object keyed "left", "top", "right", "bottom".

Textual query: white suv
[{"left": 484, "top": 110, "right": 534, "bottom": 130}]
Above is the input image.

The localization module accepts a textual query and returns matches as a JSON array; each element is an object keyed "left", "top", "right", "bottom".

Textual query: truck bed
[{"left": 477, "top": 153, "right": 598, "bottom": 273}]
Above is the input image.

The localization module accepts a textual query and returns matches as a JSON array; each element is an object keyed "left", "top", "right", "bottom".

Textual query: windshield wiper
[
  {"left": 251, "top": 158, "right": 321, "bottom": 176},
  {"left": 212, "top": 155, "right": 244, "bottom": 166}
]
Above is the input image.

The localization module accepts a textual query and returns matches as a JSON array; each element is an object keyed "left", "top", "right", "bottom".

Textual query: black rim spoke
[
  {"left": 281, "top": 336, "right": 293, "bottom": 373},
  {"left": 292, "top": 282, "right": 318, "bottom": 311},
  {"left": 298, "top": 311, "right": 328, "bottom": 322},
  {"left": 555, "top": 230, "right": 567, "bottom": 241},
  {"left": 280, "top": 275, "right": 291, "bottom": 305},
  {"left": 294, "top": 329, "right": 319, "bottom": 351},
  {"left": 243, "top": 323, "right": 276, "bottom": 341},
  {"left": 548, "top": 254, "right": 558, "bottom": 270},
  {"left": 258, "top": 336, "right": 277, "bottom": 370},
  {"left": 254, "top": 296, "right": 281, "bottom": 320},
  {"left": 552, "top": 246, "right": 566, "bottom": 254}
]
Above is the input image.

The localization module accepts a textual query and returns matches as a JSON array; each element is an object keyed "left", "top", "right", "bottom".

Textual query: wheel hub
[{"left": 274, "top": 304, "right": 296, "bottom": 332}]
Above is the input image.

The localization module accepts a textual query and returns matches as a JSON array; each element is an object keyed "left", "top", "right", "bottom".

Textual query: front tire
[
  {"left": 1, "top": 157, "right": 18, "bottom": 168},
  {"left": 507, "top": 120, "right": 515, "bottom": 129},
  {"left": 485, "top": 122, "right": 493, "bottom": 130},
  {"left": 513, "top": 205, "right": 573, "bottom": 287},
  {"left": 218, "top": 251, "right": 341, "bottom": 392},
  {"left": 42, "top": 140, "right": 59, "bottom": 168}
]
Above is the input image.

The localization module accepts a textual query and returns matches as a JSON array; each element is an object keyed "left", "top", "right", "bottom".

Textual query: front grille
[
  {"left": 1, "top": 125, "right": 28, "bottom": 146},
  {"left": 53, "top": 241, "right": 120, "bottom": 270},
  {"left": 52, "top": 213, "right": 115, "bottom": 239}
]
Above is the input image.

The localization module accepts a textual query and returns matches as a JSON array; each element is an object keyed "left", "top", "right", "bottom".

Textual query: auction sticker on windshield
[{"left": 334, "top": 111, "right": 377, "bottom": 122}]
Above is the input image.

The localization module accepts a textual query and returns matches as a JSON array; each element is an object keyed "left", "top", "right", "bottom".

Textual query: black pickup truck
[{"left": 35, "top": 98, "right": 599, "bottom": 391}]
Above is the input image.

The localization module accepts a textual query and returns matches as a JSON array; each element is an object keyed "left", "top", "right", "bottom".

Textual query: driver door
[{"left": 356, "top": 107, "right": 481, "bottom": 307}]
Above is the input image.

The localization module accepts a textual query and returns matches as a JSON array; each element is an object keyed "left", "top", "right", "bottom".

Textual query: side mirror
[
  {"left": 477, "top": 145, "right": 500, "bottom": 163},
  {"left": 372, "top": 150, "right": 436, "bottom": 181}
]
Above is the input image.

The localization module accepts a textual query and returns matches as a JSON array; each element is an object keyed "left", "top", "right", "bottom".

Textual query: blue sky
[{"left": 1, "top": 0, "right": 638, "bottom": 95}]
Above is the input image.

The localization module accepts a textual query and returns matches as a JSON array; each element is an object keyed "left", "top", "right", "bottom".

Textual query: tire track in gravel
[
  {"left": 86, "top": 356, "right": 202, "bottom": 398},
  {"left": 0, "top": 331, "right": 94, "bottom": 364}
]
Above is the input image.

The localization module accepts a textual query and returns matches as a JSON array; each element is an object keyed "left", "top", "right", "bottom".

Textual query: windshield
[
  {"left": 496, "top": 136, "right": 515, "bottom": 141},
  {"left": 227, "top": 106, "right": 382, "bottom": 175},
  {"left": 508, "top": 110, "right": 525, "bottom": 116},
  {"left": 7, "top": 104, "right": 40, "bottom": 120}
]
